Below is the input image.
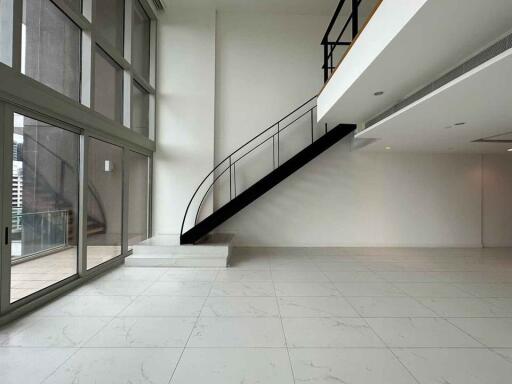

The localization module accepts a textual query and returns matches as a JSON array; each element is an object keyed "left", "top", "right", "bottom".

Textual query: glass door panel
[
  {"left": 128, "top": 151, "right": 149, "bottom": 249},
  {"left": 87, "top": 138, "right": 123, "bottom": 269},
  {"left": 10, "top": 113, "right": 79, "bottom": 303}
]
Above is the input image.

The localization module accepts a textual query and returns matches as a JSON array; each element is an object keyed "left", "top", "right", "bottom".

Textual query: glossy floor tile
[{"left": 3, "top": 247, "right": 512, "bottom": 383}]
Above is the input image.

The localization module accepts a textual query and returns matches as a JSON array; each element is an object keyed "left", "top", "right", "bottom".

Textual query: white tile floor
[
  {"left": 11, "top": 246, "right": 122, "bottom": 302},
  {"left": 2, "top": 247, "right": 512, "bottom": 383}
]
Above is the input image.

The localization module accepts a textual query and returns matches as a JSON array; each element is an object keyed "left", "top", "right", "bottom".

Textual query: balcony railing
[
  {"left": 321, "top": 0, "right": 363, "bottom": 83},
  {"left": 11, "top": 210, "right": 70, "bottom": 263}
]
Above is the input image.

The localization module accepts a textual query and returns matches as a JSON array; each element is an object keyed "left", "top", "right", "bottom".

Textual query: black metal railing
[
  {"left": 180, "top": 95, "right": 330, "bottom": 238},
  {"left": 322, "top": 0, "right": 362, "bottom": 83}
]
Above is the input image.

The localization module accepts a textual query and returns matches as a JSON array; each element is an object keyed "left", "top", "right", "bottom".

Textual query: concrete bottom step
[{"left": 125, "top": 234, "right": 233, "bottom": 268}]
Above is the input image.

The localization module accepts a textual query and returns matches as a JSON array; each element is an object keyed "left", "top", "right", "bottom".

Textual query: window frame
[{"left": 0, "top": 0, "right": 157, "bottom": 322}]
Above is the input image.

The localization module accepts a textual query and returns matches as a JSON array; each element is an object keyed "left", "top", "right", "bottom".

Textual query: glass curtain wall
[
  {"left": 22, "top": 0, "right": 81, "bottom": 101},
  {"left": 87, "top": 138, "right": 123, "bottom": 270},
  {"left": 0, "top": 0, "right": 155, "bottom": 315},
  {"left": 10, "top": 113, "right": 79, "bottom": 303},
  {"left": 128, "top": 151, "right": 149, "bottom": 248},
  {"left": 0, "top": 0, "right": 14, "bottom": 66}
]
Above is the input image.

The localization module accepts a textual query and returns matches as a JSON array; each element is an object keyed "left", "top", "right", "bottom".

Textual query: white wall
[
  {"left": 217, "top": 139, "right": 484, "bottom": 247},
  {"left": 483, "top": 155, "right": 512, "bottom": 247},
  {"left": 153, "top": 7, "right": 216, "bottom": 235},
  {"left": 153, "top": 6, "right": 512, "bottom": 248},
  {"left": 211, "top": 11, "right": 331, "bottom": 209}
]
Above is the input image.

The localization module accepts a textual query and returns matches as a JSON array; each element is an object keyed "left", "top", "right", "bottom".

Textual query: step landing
[{"left": 125, "top": 234, "right": 233, "bottom": 268}]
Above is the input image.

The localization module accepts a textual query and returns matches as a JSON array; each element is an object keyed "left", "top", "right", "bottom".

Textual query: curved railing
[{"left": 180, "top": 95, "right": 329, "bottom": 239}]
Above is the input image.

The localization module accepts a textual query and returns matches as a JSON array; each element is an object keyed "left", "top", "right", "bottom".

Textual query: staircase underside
[{"left": 181, "top": 123, "right": 355, "bottom": 244}]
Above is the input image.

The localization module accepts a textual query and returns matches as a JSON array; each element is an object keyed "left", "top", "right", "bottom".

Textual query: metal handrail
[
  {"left": 322, "top": 0, "right": 362, "bottom": 83},
  {"left": 180, "top": 95, "right": 319, "bottom": 238}
]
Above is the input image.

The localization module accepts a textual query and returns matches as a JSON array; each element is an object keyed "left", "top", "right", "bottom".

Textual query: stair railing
[
  {"left": 180, "top": 95, "right": 333, "bottom": 240},
  {"left": 322, "top": 0, "right": 362, "bottom": 83}
]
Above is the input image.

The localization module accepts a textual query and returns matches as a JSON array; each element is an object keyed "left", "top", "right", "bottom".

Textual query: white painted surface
[
  {"left": 212, "top": 11, "right": 329, "bottom": 208},
  {"left": 355, "top": 48, "right": 512, "bottom": 153},
  {"left": 318, "top": 0, "right": 512, "bottom": 124},
  {"left": 217, "top": 139, "right": 483, "bottom": 247},
  {"left": 318, "top": 0, "right": 427, "bottom": 121},
  {"left": 165, "top": 0, "right": 340, "bottom": 15},
  {"left": 152, "top": 5, "right": 512, "bottom": 248},
  {"left": 482, "top": 155, "right": 512, "bottom": 247},
  {"left": 153, "top": 7, "right": 216, "bottom": 235}
]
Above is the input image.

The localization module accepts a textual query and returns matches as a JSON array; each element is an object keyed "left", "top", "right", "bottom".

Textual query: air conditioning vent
[{"left": 152, "top": 0, "right": 165, "bottom": 11}]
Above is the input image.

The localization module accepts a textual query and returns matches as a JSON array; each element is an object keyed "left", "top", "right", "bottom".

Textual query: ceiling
[
  {"left": 320, "top": 0, "right": 512, "bottom": 125},
  {"left": 355, "top": 49, "right": 512, "bottom": 154},
  {"left": 164, "top": 0, "right": 340, "bottom": 15}
]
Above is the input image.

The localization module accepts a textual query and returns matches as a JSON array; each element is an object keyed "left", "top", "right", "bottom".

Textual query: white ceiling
[
  {"left": 355, "top": 49, "right": 512, "bottom": 154},
  {"left": 320, "top": 0, "right": 512, "bottom": 125},
  {"left": 164, "top": 0, "right": 340, "bottom": 15}
]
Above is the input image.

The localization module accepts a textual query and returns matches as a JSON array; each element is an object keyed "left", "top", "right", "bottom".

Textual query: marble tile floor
[
  {"left": 2, "top": 247, "right": 512, "bottom": 383},
  {"left": 10, "top": 246, "right": 123, "bottom": 302}
]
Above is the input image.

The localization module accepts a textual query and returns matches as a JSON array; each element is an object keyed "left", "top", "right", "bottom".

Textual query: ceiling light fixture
[
  {"left": 374, "top": 91, "right": 384, "bottom": 96},
  {"left": 385, "top": 146, "right": 391, "bottom": 150},
  {"left": 507, "top": 148, "right": 512, "bottom": 152}
]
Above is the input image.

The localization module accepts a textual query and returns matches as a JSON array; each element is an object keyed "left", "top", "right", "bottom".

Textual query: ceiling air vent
[{"left": 151, "top": 0, "right": 165, "bottom": 11}]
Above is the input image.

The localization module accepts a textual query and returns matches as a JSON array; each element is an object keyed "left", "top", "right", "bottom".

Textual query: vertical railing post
[
  {"left": 233, "top": 164, "right": 237, "bottom": 197},
  {"left": 272, "top": 135, "right": 276, "bottom": 170},
  {"left": 277, "top": 122, "right": 280, "bottom": 167},
  {"left": 352, "top": 0, "right": 359, "bottom": 39},
  {"left": 310, "top": 109, "right": 314, "bottom": 144},
  {"left": 229, "top": 156, "right": 232, "bottom": 200},
  {"left": 323, "top": 43, "right": 329, "bottom": 83},
  {"left": 330, "top": 44, "right": 334, "bottom": 76}
]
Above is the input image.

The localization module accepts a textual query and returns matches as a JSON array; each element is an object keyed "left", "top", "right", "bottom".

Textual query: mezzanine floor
[{"left": 2, "top": 247, "right": 512, "bottom": 383}]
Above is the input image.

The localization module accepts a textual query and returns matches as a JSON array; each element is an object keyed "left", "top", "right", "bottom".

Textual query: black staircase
[{"left": 180, "top": 96, "right": 355, "bottom": 244}]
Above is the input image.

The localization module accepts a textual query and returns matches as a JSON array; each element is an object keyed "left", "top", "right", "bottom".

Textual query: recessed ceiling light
[
  {"left": 454, "top": 122, "right": 466, "bottom": 126},
  {"left": 385, "top": 146, "right": 391, "bottom": 150},
  {"left": 507, "top": 148, "right": 512, "bottom": 152},
  {"left": 374, "top": 91, "right": 384, "bottom": 96}
]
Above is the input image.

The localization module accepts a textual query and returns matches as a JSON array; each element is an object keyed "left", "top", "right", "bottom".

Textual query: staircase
[{"left": 180, "top": 95, "right": 355, "bottom": 244}]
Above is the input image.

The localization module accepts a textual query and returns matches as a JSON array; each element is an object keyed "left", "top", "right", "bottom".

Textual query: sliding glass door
[
  {"left": 9, "top": 112, "right": 80, "bottom": 303},
  {"left": 86, "top": 138, "right": 123, "bottom": 270}
]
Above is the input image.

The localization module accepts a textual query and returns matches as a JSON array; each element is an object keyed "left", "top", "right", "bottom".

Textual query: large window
[
  {"left": 87, "top": 138, "right": 123, "bottom": 270},
  {"left": 128, "top": 151, "right": 149, "bottom": 247},
  {"left": 132, "top": 0, "right": 150, "bottom": 81},
  {"left": 94, "top": 47, "right": 124, "bottom": 122},
  {"left": 0, "top": 0, "right": 14, "bottom": 66},
  {"left": 0, "top": 0, "right": 155, "bottom": 315},
  {"left": 23, "top": 0, "right": 81, "bottom": 101},
  {"left": 132, "top": 81, "right": 149, "bottom": 136},
  {"left": 10, "top": 113, "right": 79, "bottom": 303},
  {"left": 94, "top": 0, "right": 124, "bottom": 52}
]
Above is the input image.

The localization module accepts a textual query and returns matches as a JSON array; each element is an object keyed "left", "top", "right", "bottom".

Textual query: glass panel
[
  {"left": 11, "top": 113, "right": 79, "bottom": 303},
  {"left": 128, "top": 151, "right": 149, "bottom": 248},
  {"left": 0, "top": 0, "right": 14, "bottom": 66},
  {"left": 132, "top": 81, "right": 149, "bottom": 137},
  {"left": 23, "top": 0, "right": 81, "bottom": 101},
  {"left": 87, "top": 138, "right": 123, "bottom": 270},
  {"left": 63, "top": 0, "right": 81, "bottom": 13},
  {"left": 94, "top": 47, "right": 123, "bottom": 123},
  {"left": 94, "top": 0, "right": 124, "bottom": 52},
  {"left": 132, "top": 0, "right": 150, "bottom": 81}
]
